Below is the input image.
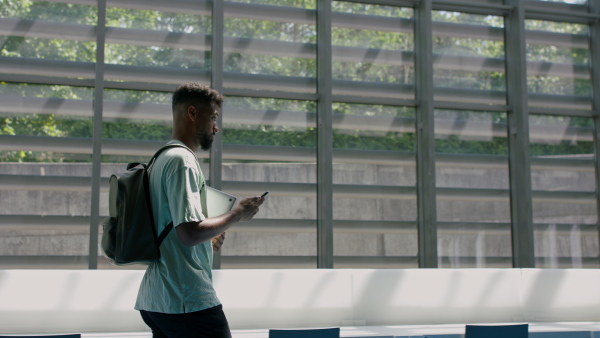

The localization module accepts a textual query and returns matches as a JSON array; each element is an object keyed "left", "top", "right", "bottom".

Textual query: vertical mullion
[
  {"left": 211, "top": 0, "right": 224, "bottom": 270},
  {"left": 504, "top": 0, "right": 535, "bottom": 268},
  {"left": 589, "top": 1, "right": 600, "bottom": 267},
  {"left": 317, "top": 0, "right": 333, "bottom": 269},
  {"left": 415, "top": 0, "right": 437, "bottom": 268},
  {"left": 88, "top": 0, "right": 106, "bottom": 269}
]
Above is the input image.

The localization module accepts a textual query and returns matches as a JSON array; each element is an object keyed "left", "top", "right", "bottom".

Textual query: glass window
[
  {"left": 535, "top": 0, "right": 586, "bottom": 4},
  {"left": 219, "top": 97, "right": 317, "bottom": 268},
  {"left": 0, "top": 1, "right": 97, "bottom": 78},
  {"left": 525, "top": 20, "right": 591, "bottom": 110},
  {"left": 529, "top": 114, "right": 598, "bottom": 268},
  {"left": 223, "top": 0, "right": 317, "bottom": 94},
  {"left": 1, "top": 0, "right": 598, "bottom": 271},
  {"left": 227, "top": 0, "right": 315, "bottom": 8},
  {"left": 332, "top": 103, "right": 418, "bottom": 268},
  {"left": 332, "top": 2, "right": 414, "bottom": 100},
  {"left": 0, "top": 82, "right": 95, "bottom": 269},
  {"left": 1, "top": 1, "right": 97, "bottom": 23},
  {"left": 435, "top": 109, "right": 512, "bottom": 268},
  {"left": 104, "top": 4, "right": 211, "bottom": 85},
  {"left": 0, "top": 1, "right": 99, "bottom": 269},
  {"left": 432, "top": 11, "right": 505, "bottom": 105},
  {"left": 100, "top": 89, "right": 173, "bottom": 162}
]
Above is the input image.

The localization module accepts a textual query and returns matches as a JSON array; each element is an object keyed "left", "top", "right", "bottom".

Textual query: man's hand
[
  {"left": 235, "top": 195, "right": 265, "bottom": 222},
  {"left": 212, "top": 232, "right": 226, "bottom": 252}
]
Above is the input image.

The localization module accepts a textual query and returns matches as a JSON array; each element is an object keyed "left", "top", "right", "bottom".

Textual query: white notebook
[{"left": 206, "top": 186, "right": 237, "bottom": 217}]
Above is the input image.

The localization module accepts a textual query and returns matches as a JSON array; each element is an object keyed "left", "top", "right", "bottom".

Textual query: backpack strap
[
  {"left": 147, "top": 143, "right": 192, "bottom": 170},
  {"left": 156, "top": 222, "right": 174, "bottom": 247}
]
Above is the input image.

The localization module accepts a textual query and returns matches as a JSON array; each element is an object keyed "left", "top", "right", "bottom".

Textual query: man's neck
[{"left": 170, "top": 134, "right": 197, "bottom": 152}]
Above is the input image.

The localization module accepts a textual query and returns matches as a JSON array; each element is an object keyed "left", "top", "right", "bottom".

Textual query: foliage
[
  {"left": 0, "top": 0, "right": 595, "bottom": 163},
  {"left": 229, "top": 0, "right": 316, "bottom": 9}
]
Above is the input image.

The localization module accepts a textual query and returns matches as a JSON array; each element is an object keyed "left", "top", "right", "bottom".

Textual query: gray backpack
[{"left": 101, "top": 144, "right": 193, "bottom": 265}]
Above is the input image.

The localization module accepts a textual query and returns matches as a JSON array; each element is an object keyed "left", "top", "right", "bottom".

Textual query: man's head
[{"left": 172, "top": 83, "right": 224, "bottom": 151}]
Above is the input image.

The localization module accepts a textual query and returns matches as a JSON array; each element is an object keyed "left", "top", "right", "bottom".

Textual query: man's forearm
[
  {"left": 175, "top": 196, "right": 263, "bottom": 247},
  {"left": 176, "top": 211, "right": 240, "bottom": 247}
]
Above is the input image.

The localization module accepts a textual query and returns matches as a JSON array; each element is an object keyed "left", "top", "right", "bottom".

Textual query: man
[{"left": 135, "top": 83, "right": 264, "bottom": 338}]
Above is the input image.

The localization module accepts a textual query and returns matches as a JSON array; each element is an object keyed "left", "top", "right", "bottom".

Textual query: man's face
[{"left": 194, "top": 102, "right": 220, "bottom": 151}]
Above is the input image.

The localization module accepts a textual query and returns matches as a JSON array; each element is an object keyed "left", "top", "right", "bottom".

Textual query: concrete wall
[{"left": 0, "top": 162, "right": 597, "bottom": 268}]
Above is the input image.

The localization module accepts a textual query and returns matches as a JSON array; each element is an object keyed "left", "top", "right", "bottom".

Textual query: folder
[{"left": 206, "top": 186, "right": 237, "bottom": 217}]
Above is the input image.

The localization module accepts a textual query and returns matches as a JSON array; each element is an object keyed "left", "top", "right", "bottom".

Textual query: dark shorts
[{"left": 140, "top": 305, "right": 232, "bottom": 338}]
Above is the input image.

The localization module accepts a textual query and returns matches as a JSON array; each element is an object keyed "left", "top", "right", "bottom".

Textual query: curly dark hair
[{"left": 172, "top": 82, "right": 224, "bottom": 112}]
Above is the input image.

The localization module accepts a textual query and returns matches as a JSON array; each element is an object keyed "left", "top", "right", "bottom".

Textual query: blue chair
[
  {"left": 465, "top": 324, "right": 528, "bottom": 338},
  {"left": 269, "top": 327, "right": 340, "bottom": 338}
]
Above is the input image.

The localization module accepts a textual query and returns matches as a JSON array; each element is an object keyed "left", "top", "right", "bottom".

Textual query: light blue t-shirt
[{"left": 135, "top": 140, "right": 221, "bottom": 314}]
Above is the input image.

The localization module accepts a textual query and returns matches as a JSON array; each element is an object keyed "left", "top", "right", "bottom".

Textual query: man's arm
[{"left": 176, "top": 196, "right": 263, "bottom": 247}]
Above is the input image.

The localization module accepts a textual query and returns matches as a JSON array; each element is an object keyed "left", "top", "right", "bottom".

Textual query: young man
[{"left": 135, "top": 83, "right": 264, "bottom": 338}]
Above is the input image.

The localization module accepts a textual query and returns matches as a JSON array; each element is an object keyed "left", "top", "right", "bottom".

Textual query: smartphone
[{"left": 261, "top": 191, "right": 269, "bottom": 198}]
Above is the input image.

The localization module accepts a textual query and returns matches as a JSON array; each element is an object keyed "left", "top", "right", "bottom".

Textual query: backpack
[{"left": 101, "top": 143, "right": 195, "bottom": 265}]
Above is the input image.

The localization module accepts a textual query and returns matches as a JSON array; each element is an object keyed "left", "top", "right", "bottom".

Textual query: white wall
[{"left": 1, "top": 269, "right": 600, "bottom": 334}]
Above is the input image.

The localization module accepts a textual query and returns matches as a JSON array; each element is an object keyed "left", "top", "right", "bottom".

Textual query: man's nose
[{"left": 214, "top": 124, "right": 220, "bottom": 133}]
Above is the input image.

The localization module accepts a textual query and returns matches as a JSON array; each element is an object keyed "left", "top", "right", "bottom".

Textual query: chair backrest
[
  {"left": 269, "top": 327, "right": 340, "bottom": 338},
  {"left": 465, "top": 324, "right": 528, "bottom": 338}
]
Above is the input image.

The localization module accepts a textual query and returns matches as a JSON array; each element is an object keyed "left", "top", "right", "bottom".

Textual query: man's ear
[{"left": 186, "top": 105, "right": 196, "bottom": 121}]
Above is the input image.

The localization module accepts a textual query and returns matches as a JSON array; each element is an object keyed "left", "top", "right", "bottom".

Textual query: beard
[{"left": 198, "top": 130, "right": 214, "bottom": 151}]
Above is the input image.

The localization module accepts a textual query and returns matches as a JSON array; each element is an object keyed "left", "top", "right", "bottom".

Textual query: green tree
[{"left": 0, "top": 1, "right": 595, "bottom": 162}]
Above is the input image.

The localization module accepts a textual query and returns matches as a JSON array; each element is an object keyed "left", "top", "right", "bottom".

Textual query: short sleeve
[{"left": 165, "top": 165, "right": 205, "bottom": 227}]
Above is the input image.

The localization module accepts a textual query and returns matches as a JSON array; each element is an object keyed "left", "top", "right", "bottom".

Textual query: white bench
[{"left": 1, "top": 269, "right": 600, "bottom": 336}]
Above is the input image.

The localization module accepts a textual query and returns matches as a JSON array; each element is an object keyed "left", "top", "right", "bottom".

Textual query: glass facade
[
  {"left": 330, "top": 2, "right": 417, "bottom": 268},
  {"left": 220, "top": 97, "right": 318, "bottom": 268},
  {"left": 332, "top": 2, "right": 414, "bottom": 100},
  {"left": 0, "top": 1, "right": 99, "bottom": 268},
  {"left": 435, "top": 109, "right": 512, "bottom": 268},
  {"left": 432, "top": 11, "right": 505, "bottom": 105},
  {"left": 0, "top": 0, "right": 599, "bottom": 269},
  {"left": 529, "top": 115, "right": 598, "bottom": 268},
  {"left": 525, "top": 17, "right": 598, "bottom": 268}
]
